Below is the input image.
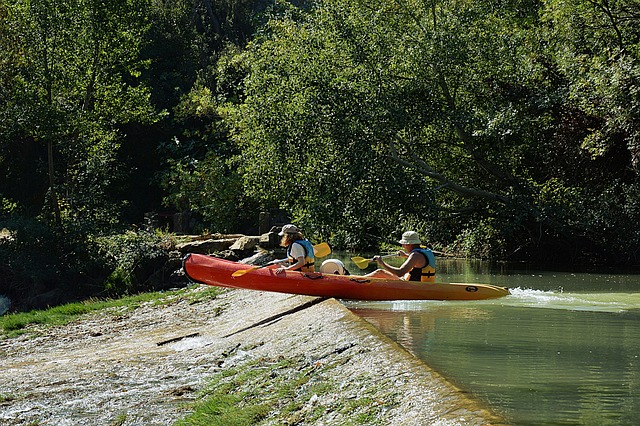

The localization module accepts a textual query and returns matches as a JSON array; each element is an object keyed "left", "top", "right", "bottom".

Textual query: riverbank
[{"left": 0, "top": 285, "right": 506, "bottom": 425}]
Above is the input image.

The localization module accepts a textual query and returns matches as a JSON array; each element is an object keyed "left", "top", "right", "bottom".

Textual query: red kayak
[{"left": 183, "top": 253, "right": 510, "bottom": 301}]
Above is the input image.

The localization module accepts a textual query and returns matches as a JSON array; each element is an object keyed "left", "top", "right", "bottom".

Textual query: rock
[
  {"left": 176, "top": 238, "right": 237, "bottom": 254},
  {"left": 229, "top": 236, "right": 260, "bottom": 252},
  {"left": 240, "top": 251, "right": 274, "bottom": 266},
  {"left": 213, "top": 250, "right": 240, "bottom": 261},
  {"left": 26, "top": 289, "right": 67, "bottom": 310},
  {"left": 143, "top": 252, "right": 189, "bottom": 290},
  {"left": 259, "top": 231, "right": 280, "bottom": 249}
]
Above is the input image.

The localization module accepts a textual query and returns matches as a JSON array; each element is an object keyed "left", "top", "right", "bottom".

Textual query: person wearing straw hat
[
  {"left": 364, "top": 231, "right": 436, "bottom": 282},
  {"left": 270, "top": 224, "right": 316, "bottom": 274}
]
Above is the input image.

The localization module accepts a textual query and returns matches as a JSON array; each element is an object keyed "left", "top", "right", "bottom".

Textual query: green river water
[{"left": 333, "top": 256, "right": 640, "bottom": 425}]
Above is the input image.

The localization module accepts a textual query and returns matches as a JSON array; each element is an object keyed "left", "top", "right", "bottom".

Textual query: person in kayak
[
  {"left": 271, "top": 224, "right": 316, "bottom": 274},
  {"left": 364, "top": 231, "right": 436, "bottom": 282}
]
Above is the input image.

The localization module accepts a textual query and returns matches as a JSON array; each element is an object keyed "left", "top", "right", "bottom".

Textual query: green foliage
[
  {"left": 0, "top": 195, "right": 17, "bottom": 215},
  {"left": 92, "top": 230, "right": 171, "bottom": 295},
  {"left": 156, "top": 46, "right": 248, "bottom": 232},
  {"left": 543, "top": 0, "right": 640, "bottom": 168},
  {"left": 0, "top": 216, "right": 70, "bottom": 289},
  {"left": 1, "top": 0, "right": 159, "bottom": 226},
  {"left": 157, "top": 46, "right": 257, "bottom": 232},
  {"left": 232, "top": 1, "right": 446, "bottom": 248},
  {"left": 160, "top": 151, "right": 246, "bottom": 233},
  {"left": 1, "top": 0, "right": 640, "bottom": 269},
  {"left": 0, "top": 212, "right": 180, "bottom": 309},
  {"left": 452, "top": 220, "right": 507, "bottom": 259},
  {"left": 217, "top": 0, "right": 640, "bottom": 261}
]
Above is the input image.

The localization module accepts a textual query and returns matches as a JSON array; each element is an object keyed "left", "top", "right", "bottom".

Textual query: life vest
[
  {"left": 286, "top": 239, "right": 316, "bottom": 272},
  {"left": 406, "top": 248, "right": 436, "bottom": 282}
]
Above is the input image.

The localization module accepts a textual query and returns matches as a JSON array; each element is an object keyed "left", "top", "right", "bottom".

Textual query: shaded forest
[{"left": 1, "top": 0, "right": 640, "bottom": 307}]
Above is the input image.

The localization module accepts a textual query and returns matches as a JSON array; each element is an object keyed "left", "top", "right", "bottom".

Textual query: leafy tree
[
  {"left": 543, "top": 0, "right": 640, "bottom": 168},
  {"left": 230, "top": 0, "right": 546, "bottom": 250},
  {"left": 539, "top": 0, "right": 640, "bottom": 262},
  {"left": 158, "top": 76, "right": 248, "bottom": 233},
  {"left": 1, "top": 0, "right": 158, "bottom": 228},
  {"left": 227, "top": 0, "right": 640, "bottom": 261},
  {"left": 149, "top": 1, "right": 275, "bottom": 232}
]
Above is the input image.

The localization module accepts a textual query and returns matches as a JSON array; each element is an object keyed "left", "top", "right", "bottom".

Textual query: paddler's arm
[
  {"left": 265, "top": 258, "right": 288, "bottom": 270},
  {"left": 373, "top": 253, "right": 422, "bottom": 277},
  {"left": 275, "top": 256, "right": 304, "bottom": 274}
]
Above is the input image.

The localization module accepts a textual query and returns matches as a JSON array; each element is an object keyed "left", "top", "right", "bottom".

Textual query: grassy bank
[{"left": 0, "top": 286, "right": 221, "bottom": 339}]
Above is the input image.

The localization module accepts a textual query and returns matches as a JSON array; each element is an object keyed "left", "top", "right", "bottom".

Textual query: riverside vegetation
[
  {"left": 3, "top": 5, "right": 635, "bottom": 422},
  {"left": 2, "top": 0, "right": 640, "bottom": 309}
]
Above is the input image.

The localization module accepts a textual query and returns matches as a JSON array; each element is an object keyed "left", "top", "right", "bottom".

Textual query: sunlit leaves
[
  {"left": 3, "top": 0, "right": 157, "bottom": 227},
  {"left": 221, "top": 0, "right": 640, "bottom": 258},
  {"left": 543, "top": 0, "right": 640, "bottom": 169}
]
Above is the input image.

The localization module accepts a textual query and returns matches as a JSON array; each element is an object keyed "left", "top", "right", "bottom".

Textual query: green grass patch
[
  {"left": 175, "top": 351, "right": 401, "bottom": 426},
  {"left": 177, "top": 393, "right": 270, "bottom": 426},
  {"left": 175, "top": 352, "right": 393, "bottom": 425},
  {"left": 108, "top": 413, "right": 128, "bottom": 426},
  {"left": 0, "top": 393, "right": 17, "bottom": 403},
  {"left": 0, "top": 286, "right": 222, "bottom": 338},
  {"left": 176, "top": 355, "right": 330, "bottom": 426}
]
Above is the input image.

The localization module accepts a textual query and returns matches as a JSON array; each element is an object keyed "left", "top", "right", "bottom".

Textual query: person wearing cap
[
  {"left": 364, "top": 231, "right": 436, "bottom": 282},
  {"left": 271, "top": 224, "right": 316, "bottom": 274}
]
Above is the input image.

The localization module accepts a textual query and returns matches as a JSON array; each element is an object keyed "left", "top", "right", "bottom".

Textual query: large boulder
[
  {"left": 229, "top": 236, "right": 261, "bottom": 260},
  {"left": 176, "top": 238, "right": 237, "bottom": 254},
  {"left": 259, "top": 231, "right": 280, "bottom": 249},
  {"left": 229, "top": 236, "right": 260, "bottom": 252}
]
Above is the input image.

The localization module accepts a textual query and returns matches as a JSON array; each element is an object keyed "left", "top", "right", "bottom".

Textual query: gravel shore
[{"left": 1, "top": 285, "right": 505, "bottom": 425}]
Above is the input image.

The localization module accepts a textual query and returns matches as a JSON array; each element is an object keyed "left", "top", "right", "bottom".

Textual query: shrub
[
  {"left": 0, "top": 214, "right": 178, "bottom": 310},
  {"left": 91, "top": 230, "right": 173, "bottom": 296}
]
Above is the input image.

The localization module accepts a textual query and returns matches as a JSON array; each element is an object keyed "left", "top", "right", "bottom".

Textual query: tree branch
[{"left": 388, "top": 138, "right": 509, "bottom": 203}]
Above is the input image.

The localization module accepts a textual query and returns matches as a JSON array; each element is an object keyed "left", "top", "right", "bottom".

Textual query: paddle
[
  {"left": 232, "top": 242, "right": 332, "bottom": 277},
  {"left": 313, "top": 242, "right": 331, "bottom": 258},
  {"left": 351, "top": 254, "right": 397, "bottom": 270}
]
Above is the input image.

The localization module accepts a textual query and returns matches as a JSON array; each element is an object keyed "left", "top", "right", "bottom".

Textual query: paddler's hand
[
  {"left": 373, "top": 255, "right": 383, "bottom": 265},
  {"left": 275, "top": 267, "right": 286, "bottom": 275}
]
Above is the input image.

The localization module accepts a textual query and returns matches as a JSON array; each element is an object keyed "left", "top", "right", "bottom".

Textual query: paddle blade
[
  {"left": 351, "top": 256, "right": 373, "bottom": 270},
  {"left": 231, "top": 266, "right": 259, "bottom": 277},
  {"left": 313, "top": 242, "right": 331, "bottom": 258}
]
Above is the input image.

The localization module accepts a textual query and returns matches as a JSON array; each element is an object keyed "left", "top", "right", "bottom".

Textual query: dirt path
[{"left": 0, "top": 286, "right": 505, "bottom": 425}]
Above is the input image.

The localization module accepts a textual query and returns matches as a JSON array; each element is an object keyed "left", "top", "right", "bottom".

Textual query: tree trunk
[{"left": 47, "top": 140, "right": 61, "bottom": 223}]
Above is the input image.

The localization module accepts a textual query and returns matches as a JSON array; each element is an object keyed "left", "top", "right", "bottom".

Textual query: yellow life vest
[{"left": 405, "top": 248, "right": 436, "bottom": 282}]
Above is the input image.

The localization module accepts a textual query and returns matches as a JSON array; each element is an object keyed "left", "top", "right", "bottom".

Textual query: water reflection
[{"left": 339, "top": 258, "right": 640, "bottom": 425}]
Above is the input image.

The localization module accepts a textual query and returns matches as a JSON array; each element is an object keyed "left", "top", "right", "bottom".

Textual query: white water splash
[
  {"left": 504, "top": 287, "right": 640, "bottom": 313},
  {"left": 346, "top": 288, "right": 640, "bottom": 313}
]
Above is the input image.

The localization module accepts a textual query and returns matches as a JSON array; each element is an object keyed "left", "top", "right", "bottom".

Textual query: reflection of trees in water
[{"left": 352, "top": 307, "right": 492, "bottom": 356}]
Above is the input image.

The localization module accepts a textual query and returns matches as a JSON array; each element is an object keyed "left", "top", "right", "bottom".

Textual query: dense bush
[
  {"left": 92, "top": 230, "right": 173, "bottom": 296},
  {"left": 0, "top": 215, "right": 177, "bottom": 310}
]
